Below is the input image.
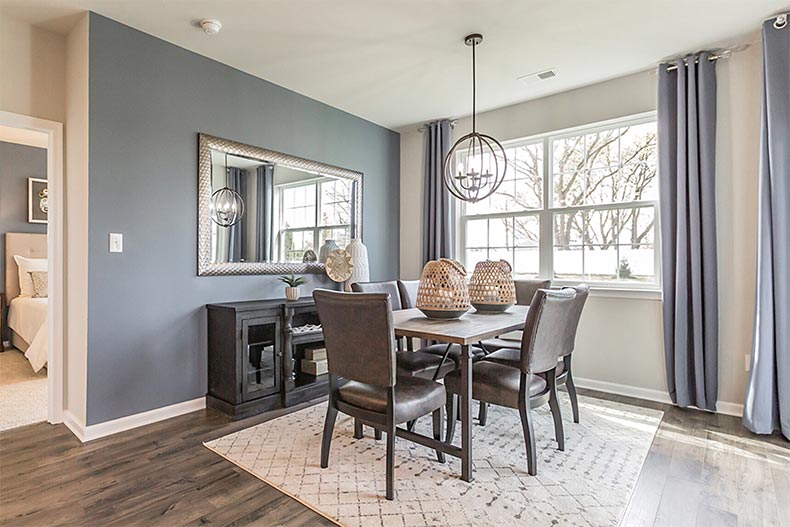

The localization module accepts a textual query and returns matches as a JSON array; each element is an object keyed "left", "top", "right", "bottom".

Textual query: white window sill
[
  {"left": 550, "top": 281, "right": 662, "bottom": 300},
  {"left": 587, "top": 287, "right": 662, "bottom": 301}
]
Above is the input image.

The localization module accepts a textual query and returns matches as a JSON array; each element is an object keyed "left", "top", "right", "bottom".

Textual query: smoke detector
[
  {"left": 200, "top": 19, "right": 222, "bottom": 35},
  {"left": 518, "top": 68, "right": 558, "bottom": 86}
]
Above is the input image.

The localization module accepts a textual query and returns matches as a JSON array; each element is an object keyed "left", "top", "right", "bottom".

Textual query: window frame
[
  {"left": 277, "top": 177, "right": 353, "bottom": 262},
  {"left": 457, "top": 111, "right": 661, "bottom": 292}
]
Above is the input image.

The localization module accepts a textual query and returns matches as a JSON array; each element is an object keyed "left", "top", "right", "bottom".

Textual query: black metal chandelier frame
[{"left": 442, "top": 33, "right": 508, "bottom": 203}]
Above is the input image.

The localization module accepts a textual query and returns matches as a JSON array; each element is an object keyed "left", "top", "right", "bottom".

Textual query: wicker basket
[
  {"left": 469, "top": 260, "right": 516, "bottom": 312},
  {"left": 416, "top": 258, "right": 470, "bottom": 319}
]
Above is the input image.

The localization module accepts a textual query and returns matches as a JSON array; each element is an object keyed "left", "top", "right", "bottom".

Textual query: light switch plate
[{"left": 109, "top": 233, "right": 123, "bottom": 253}]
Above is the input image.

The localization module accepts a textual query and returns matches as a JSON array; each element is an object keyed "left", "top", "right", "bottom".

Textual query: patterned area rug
[{"left": 205, "top": 393, "right": 662, "bottom": 527}]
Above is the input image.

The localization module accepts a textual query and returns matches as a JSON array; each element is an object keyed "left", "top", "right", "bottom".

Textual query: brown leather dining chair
[
  {"left": 351, "top": 281, "right": 456, "bottom": 380},
  {"left": 475, "top": 279, "right": 551, "bottom": 425},
  {"left": 484, "top": 284, "right": 590, "bottom": 424},
  {"left": 443, "top": 288, "right": 578, "bottom": 476},
  {"left": 478, "top": 278, "right": 552, "bottom": 352},
  {"left": 313, "top": 289, "right": 446, "bottom": 500}
]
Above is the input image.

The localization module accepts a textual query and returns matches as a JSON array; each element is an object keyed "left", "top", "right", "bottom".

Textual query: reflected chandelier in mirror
[{"left": 198, "top": 134, "right": 363, "bottom": 276}]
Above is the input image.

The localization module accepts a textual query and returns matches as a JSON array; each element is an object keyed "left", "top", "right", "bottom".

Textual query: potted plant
[{"left": 279, "top": 273, "right": 307, "bottom": 301}]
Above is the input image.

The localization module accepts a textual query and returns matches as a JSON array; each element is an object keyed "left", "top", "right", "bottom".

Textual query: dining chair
[
  {"left": 478, "top": 279, "right": 551, "bottom": 352},
  {"left": 313, "top": 289, "right": 447, "bottom": 500},
  {"left": 483, "top": 284, "right": 589, "bottom": 423},
  {"left": 443, "top": 288, "right": 578, "bottom": 476},
  {"left": 351, "top": 281, "right": 456, "bottom": 380},
  {"left": 475, "top": 278, "right": 551, "bottom": 425}
]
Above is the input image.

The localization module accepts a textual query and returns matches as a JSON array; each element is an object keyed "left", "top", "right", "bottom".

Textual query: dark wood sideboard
[{"left": 206, "top": 298, "right": 328, "bottom": 419}]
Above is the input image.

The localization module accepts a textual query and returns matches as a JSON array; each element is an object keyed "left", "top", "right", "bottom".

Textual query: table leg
[{"left": 460, "top": 343, "right": 473, "bottom": 482}]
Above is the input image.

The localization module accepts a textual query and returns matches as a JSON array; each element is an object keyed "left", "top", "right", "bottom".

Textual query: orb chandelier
[
  {"left": 210, "top": 154, "right": 245, "bottom": 227},
  {"left": 442, "top": 33, "right": 507, "bottom": 203}
]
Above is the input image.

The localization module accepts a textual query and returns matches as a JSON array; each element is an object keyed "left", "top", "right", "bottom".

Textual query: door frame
[{"left": 0, "top": 110, "right": 65, "bottom": 424}]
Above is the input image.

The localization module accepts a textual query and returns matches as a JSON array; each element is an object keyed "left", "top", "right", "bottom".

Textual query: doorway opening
[{"left": 0, "top": 112, "right": 64, "bottom": 430}]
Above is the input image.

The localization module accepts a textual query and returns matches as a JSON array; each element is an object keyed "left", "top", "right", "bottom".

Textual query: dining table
[{"left": 391, "top": 305, "right": 530, "bottom": 482}]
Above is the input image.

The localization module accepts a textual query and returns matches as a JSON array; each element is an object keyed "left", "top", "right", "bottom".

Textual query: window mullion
[{"left": 540, "top": 136, "right": 552, "bottom": 281}]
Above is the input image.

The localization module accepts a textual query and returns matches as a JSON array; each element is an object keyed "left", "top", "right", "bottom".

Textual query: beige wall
[
  {"left": 398, "top": 37, "right": 763, "bottom": 411},
  {"left": 0, "top": 12, "right": 66, "bottom": 123},
  {"left": 64, "top": 13, "right": 90, "bottom": 427}
]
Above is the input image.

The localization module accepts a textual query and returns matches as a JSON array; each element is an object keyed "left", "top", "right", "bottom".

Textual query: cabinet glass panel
[{"left": 244, "top": 320, "right": 279, "bottom": 398}]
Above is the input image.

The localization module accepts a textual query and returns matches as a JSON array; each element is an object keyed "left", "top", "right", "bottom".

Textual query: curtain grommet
[{"left": 774, "top": 14, "right": 787, "bottom": 29}]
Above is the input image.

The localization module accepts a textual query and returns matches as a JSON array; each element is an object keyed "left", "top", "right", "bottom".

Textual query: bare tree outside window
[{"left": 460, "top": 116, "right": 659, "bottom": 284}]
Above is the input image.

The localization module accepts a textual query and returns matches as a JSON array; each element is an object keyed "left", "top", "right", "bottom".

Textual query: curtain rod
[
  {"left": 417, "top": 119, "right": 457, "bottom": 133},
  {"left": 659, "top": 42, "right": 752, "bottom": 73}
]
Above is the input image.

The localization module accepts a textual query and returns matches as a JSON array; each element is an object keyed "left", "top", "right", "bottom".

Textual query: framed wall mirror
[{"left": 198, "top": 134, "right": 363, "bottom": 276}]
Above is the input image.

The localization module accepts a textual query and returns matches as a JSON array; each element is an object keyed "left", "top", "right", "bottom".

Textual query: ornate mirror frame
[{"left": 198, "top": 133, "right": 363, "bottom": 276}]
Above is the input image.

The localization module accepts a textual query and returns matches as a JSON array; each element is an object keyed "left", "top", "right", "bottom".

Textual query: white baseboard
[
  {"left": 715, "top": 401, "right": 745, "bottom": 418},
  {"left": 574, "top": 377, "right": 744, "bottom": 417},
  {"left": 66, "top": 397, "right": 206, "bottom": 442},
  {"left": 63, "top": 410, "right": 87, "bottom": 442}
]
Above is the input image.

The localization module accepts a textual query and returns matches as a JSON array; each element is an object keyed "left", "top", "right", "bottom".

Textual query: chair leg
[
  {"left": 385, "top": 421, "right": 396, "bottom": 500},
  {"left": 320, "top": 405, "right": 339, "bottom": 469},
  {"left": 353, "top": 419, "right": 363, "bottom": 439},
  {"left": 374, "top": 428, "right": 383, "bottom": 440},
  {"left": 548, "top": 381, "right": 565, "bottom": 452},
  {"left": 432, "top": 407, "right": 446, "bottom": 463},
  {"left": 478, "top": 402, "right": 488, "bottom": 426},
  {"left": 445, "top": 393, "right": 457, "bottom": 445},
  {"left": 566, "top": 369, "right": 580, "bottom": 424},
  {"left": 407, "top": 419, "right": 416, "bottom": 432},
  {"left": 518, "top": 400, "right": 537, "bottom": 476}
]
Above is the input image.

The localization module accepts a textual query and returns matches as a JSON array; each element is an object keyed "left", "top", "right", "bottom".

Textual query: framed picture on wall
[{"left": 28, "top": 177, "right": 48, "bottom": 224}]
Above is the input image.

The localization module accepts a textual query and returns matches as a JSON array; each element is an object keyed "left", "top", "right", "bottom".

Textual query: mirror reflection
[{"left": 209, "top": 150, "right": 357, "bottom": 264}]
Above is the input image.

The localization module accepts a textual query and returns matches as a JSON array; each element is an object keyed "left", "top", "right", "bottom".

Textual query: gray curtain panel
[
  {"left": 422, "top": 119, "right": 454, "bottom": 264},
  {"left": 256, "top": 165, "right": 275, "bottom": 261},
  {"left": 744, "top": 18, "right": 790, "bottom": 439},
  {"left": 657, "top": 52, "right": 719, "bottom": 411},
  {"left": 227, "top": 167, "right": 246, "bottom": 262}
]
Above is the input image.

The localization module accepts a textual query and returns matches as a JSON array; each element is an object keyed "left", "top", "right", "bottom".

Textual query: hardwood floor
[{"left": 0, "top": 390, "right": 787, "bottom": 527}]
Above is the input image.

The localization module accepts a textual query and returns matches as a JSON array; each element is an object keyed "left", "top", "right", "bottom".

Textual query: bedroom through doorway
[{"left": 0, "top": 124, "right": 52, "bottom": 431}]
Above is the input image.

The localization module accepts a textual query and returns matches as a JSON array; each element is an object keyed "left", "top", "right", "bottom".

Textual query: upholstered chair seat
[
  {"left": 338, "top": 377, "right": 446, "bottom": 424},
  {"left": 396, "top": 351, "right": 457, "bottom": 380},
  {"left": 419, "top": 343, "right": 486, "bottom": 364},
  {"left": 444, "top": 362, "right": 548, "bottom": 409}
]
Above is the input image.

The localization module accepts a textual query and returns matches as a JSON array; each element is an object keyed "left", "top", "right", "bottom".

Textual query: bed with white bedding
[
  {"left": 4, "top": 233, "right": 48, "bottom": 372},
  {"left": 7, "top": 297, "right": 48, "bottom": 372}
]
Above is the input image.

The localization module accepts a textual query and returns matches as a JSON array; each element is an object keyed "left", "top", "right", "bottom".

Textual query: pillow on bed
[
  {"left": 13, "top": 255, "right": 47, "bottom": 297},
  {"left": 30, "top": 271, "right": 48, "bottom": 298}
]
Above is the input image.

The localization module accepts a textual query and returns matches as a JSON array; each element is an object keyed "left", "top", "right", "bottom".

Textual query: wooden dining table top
[{"left": 392, "top": 305, "right": 529, "bottom": 345}]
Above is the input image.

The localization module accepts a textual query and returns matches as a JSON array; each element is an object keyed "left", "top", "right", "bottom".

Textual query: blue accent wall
[
  {"left": 0, "top": 142, "right": 47, "bottom": 294},
  {"left": 87, "top": 13, "right": 400, "bottom": 425}
]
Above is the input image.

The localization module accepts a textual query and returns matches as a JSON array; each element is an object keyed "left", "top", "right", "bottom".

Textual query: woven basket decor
[
  {"left": 469, "top": 260, "right": 516, "bottom": 312},
  {"left": 416, "top": 258, "right": 470, "bottom": 319}
]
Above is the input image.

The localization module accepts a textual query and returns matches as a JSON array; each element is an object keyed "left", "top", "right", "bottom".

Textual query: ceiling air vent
[{"left": 518, "top": 68, "right": 558, "bottom": 86}]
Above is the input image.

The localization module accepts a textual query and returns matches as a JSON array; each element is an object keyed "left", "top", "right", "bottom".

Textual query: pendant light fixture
[
  {"left": 210, "top": 153, "right": 245, "bottom": 227},
  {"left": 442, "top": 33, "right": 507, "bottom": 203}
]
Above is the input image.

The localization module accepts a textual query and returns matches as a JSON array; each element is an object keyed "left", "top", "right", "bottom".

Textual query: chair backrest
[
  {"left": 559, "top": 284, "right": 590, "bottom": 356},
  {"left": 313, "top": 289, "right": 396, "bottom": 387},
  {"left": 514, "top": 279, "right": 551, "bottom": 306},
  {"left": 519, "top": 288, "right": 578, "bottom": 374},
  {"left": 397, "top": 280, "right": 420, "bottom": 309},
  {"left": 350, "top": 280, "right": 403, "bottom": 311}
]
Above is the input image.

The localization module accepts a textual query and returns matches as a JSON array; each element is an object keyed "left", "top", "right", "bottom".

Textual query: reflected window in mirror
[{"left": 277, "top": 175, "right": 353, "bottom": 262}]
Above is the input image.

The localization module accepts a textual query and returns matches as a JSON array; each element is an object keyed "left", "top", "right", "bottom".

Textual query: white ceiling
[{"left": 1, "top": 0, "right": 786, "bottom": 129}]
